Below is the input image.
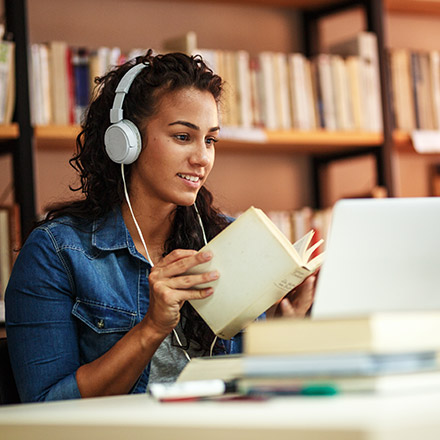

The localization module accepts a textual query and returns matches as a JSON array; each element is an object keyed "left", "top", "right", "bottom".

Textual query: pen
[
  {"left": 149, "top": 379, "right": 238, "bottom": 401},
  {"left": 240, "top": 383, "right": 339, "bottom": 397}
]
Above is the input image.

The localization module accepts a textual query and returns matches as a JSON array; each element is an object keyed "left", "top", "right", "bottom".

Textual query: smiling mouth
[{"left": 178, "top": 173, "right": 201, "bottom": 183}]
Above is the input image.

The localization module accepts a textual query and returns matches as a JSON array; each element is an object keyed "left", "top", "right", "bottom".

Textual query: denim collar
[{"left": 92, "top": 206, "right": 146, "bottom": 261}]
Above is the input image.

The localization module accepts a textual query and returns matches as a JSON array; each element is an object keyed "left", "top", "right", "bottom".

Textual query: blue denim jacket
[{"left": 5, "top": 207, "right": 242, "bottom": 402}]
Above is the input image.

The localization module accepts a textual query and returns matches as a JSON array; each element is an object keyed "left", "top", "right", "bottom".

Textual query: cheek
[{"left": 206, "top": 150, "right": 215, "bottom": 175}]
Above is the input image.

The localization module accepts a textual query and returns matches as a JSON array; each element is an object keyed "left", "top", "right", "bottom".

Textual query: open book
[{"left": 187, "top": 206, "right": 324, "bottom": 339}]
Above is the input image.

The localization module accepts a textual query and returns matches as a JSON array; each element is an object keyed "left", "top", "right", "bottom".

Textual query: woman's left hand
[{"left": 266, "top": 273, "right": 318, "bottom": 318}]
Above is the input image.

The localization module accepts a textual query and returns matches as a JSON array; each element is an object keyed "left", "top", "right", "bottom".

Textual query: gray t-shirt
[{"left": 147, "top": 324, "right": 206, "bottom": 386}]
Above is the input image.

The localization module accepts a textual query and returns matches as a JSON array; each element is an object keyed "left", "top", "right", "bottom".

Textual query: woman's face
[{"left": 130, "top": 87, "right": 219, "bottom": 208}]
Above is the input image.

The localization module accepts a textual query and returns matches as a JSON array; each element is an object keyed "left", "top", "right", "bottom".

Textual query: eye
[
  {"left": 205, "top": 137, "right": 218, "bottom": 147},
  {"left": 174, "top": 133, "right": 190, "bottom": 142}
]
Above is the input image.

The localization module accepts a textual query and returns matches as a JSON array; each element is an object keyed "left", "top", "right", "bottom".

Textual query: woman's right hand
[{"left": 143, "top": 249, "right": 219, "bottom": 338}]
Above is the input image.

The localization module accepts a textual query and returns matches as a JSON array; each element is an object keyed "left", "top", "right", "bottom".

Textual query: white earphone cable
[
  {"left": 120, "top": 164, "right": 216, "bottom": 361},
  {"left": 121, "top": 163, "right": 155, "bottom": 267}
]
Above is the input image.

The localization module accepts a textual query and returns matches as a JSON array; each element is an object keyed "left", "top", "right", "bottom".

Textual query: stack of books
[{"left": 176, "top": 312, "right": 440, "bottom": 397}]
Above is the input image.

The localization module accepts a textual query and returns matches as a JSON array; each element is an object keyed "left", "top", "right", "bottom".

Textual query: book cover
[
  {"left": 244, "top": 312, "right": 440, "bottom": 356},
  {"left": 187, "top": 207, "right": 324, "bottom": 339},
  {"left": 177, "top": 350, "right": 437, "bottom": 386},
  {"left": 72, "top": 47, "right": 90, "bottom": 124},
  {"left": 49, "top": 41, "right": 70, "bottom": 125},
  {"left": 0, "top": 40, "right": 15, "bottom": 124},
  {"left": 257, "top": 52, "right": 278, "bottom": 130},
  {"left": 238, "top": 369, "right": 440, "bottom": 395},
  {"left": 315, "top": 54, "right": 337, "bottom": 131}
]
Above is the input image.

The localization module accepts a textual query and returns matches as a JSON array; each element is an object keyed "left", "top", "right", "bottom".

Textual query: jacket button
[{"left": 97, "top": 319, "right": 105, "bottom": 329}]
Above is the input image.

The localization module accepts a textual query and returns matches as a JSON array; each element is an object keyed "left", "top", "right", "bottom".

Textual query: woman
[{"left": 5, "top": 50, "right": 315, "bottom": 402}]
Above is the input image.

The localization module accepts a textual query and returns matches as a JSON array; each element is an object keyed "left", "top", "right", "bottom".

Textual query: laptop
[{"left": 311, "top": 197, "right": 440, "bottom": 319}]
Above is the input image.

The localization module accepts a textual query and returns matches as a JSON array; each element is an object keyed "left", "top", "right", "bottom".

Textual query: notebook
[{"left": 311, "top": 197, "right": 440, "bottom": 319}]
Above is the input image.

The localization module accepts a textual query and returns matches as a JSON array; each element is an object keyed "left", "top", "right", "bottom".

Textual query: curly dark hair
[{"left": 44, "top": 49, "right": 230, "bottom": 354}]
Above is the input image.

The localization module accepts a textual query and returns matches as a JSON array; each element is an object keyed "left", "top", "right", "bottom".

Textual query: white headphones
[{"left": 104, "top": 62, "right": 148, "bottom": 165}]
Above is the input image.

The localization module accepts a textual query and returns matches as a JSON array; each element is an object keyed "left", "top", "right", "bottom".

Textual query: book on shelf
[
  {"left": 257, "top": 52, "right": 278, "bottom": 130},
  {"left": 243, "top": 312, "right": 440, "bottom": 356},
  {"left": 314, "top": 54, "right": 337, "bottom": 131},
  {"left": 49, "top": 40, "right": 71, "bottom": 125},
  {"left": 0, "top": 39, "right": 15, "bottom": 125},
  {"left": 328, "top": 31, "right": 383, "bottom": 133},
  {"left": 388, "top": 48, "right": 416, "bottom": 131},
  {"left": 272, "top": 52, "right": 291, "bottom": 131},
  {"left": 72, "top": 47, "right": 90, "bottom": 124},
  {"left": 429, "top": 50, "right": 440, "bottom": 130},
  {"left": 0, "top": 204, "right": 21, "bottom": 323},
  {"left": 345, "top": 55, "right": 364, "bottom": 131},
  {"left": 331, "top": 54, "right": 354, "bottom": 131},
  {"left": 288, "top": 53, "right": 317, "bottom": 131},
  {"left": 186, "top": 206, "right": 324, "bottom": 340},
  {"left": 162, "top": 31, "right": 197, "bottom": 55}
]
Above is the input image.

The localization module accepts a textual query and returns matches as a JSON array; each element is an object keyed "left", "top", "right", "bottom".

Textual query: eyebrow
[{"left": 168, "top": 120, "right": 220, "bottom": 133}]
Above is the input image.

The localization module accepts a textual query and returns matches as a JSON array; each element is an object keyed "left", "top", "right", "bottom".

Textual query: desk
[{"left": 1, "top": 392, "right": 440, "bottom": 440}]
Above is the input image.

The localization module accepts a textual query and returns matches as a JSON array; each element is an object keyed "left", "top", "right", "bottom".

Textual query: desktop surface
[{"left": 1, "top": 391, "right": 440, "bottom": 440}]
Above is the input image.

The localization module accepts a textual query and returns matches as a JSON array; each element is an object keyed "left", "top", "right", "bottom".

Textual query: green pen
[{"left": 300, "top": 383, "right": 340, "bottom": 396}]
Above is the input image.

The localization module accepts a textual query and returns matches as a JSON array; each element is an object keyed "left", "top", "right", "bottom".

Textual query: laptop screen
[{"left": 311, "top": 197, "right": 440, "bottom": 319}]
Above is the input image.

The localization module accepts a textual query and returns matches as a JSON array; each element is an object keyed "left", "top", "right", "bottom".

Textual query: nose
[{"left": 189, "top": 142, "right": 210, "bottom": 167}]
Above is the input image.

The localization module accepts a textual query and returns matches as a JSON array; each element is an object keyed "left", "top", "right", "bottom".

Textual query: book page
[{"left": 292, "top": 230, "right": 314, "bottom": 258}]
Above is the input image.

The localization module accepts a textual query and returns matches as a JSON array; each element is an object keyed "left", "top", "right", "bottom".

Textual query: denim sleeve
[{"left": 5, "top": 227, "right": 82, "bottom": 402}]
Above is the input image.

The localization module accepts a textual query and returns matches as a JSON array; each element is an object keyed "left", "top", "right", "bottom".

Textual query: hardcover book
[{"left": 187, "top": 206, "right": 324, "bottom": 339}]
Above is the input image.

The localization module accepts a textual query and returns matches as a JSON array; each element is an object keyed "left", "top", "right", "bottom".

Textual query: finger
[
  {"left": 168, "top": 270, "right": 220, "bottom": 290},
  {"left": 158, "top": 249, "right": 213, "bottom": 278},
  {"left": 175, "top": 286, "right": 214, "bottom": 303},
  {"left": 159, "top": 249, "right": 198, "bottom": 266},
  {"left": 279, "top": 298, "right": 296, "bottom": 317}
]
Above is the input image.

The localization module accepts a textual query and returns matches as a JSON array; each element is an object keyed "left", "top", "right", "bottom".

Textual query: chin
[{"left": 172, "top": 195, "right": 198, "bottom": 207}]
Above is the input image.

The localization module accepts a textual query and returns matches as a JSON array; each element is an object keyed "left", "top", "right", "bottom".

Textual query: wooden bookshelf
[
  {"left": 172, "top": 0, "right": 340, "bottom": 8},
  {"left": 35, "top": 124, "right": 383, "bottom": 155},
  {"left": 5, "top": 0, "right": 396, "bottom": 229},
  {"left": 386, "top": 0, "right": 440, "bottom": 15},
  {"left": 0, "top": 124, "right": 19, "bottom": 140},
  {"left": 392, "top": 130, "right": 440, "bottom": 156}
]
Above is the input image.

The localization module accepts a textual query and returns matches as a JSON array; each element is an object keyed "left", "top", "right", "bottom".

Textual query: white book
[
  {"left": 187, "top": 206, "right": 324, "bottom": 339},
  {"left": 49, "top": 40, "right": 70, "bottom": 125},
  {"left": 272, "top": 52, "right": 291, "bottom": 130},
  {"left": 304, "top": 58, "right": 318, "bottom": 130},
  {"left": 345, "top": 56, "right": 364, "bottom": 131},
  {"left": 29, "top": 44, "right": 44, "bottom": 125},
  {"left": 0, "top": 40, "right": 15, "bottom": 124},
  {"left": 235, "top": 50, "right": 253, "bottom": 128},
  {"left": 315, "top": 54, "right": 337, "bottom": 131},
  {"left": 288, "top": 53, "right": 310, "bottom": 130},
  {"left": 429, "top": 51, "right": 440, "bottom": 130},
  {"left": 38, "top": 44, "right": 52, "bottom": 125},
  {"left": 0, "top": 209, "right": 10, "bottom": 302},
  {"left": 331, "top": 54, "right": 354, "bottom": 131},
  {"left": 258, "top": 52, "right": 278, "bottom": 130}
]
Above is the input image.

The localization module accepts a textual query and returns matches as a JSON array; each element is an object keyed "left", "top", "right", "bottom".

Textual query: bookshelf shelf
[
  {"left": 171, "top": 0, "right": 339, "bottom": 8},
  {"left": 393, "top": 130, "right": 440, "bottom": 155},
  {"left": 385, "top": 0, "right": 440, "bottom": 15},
  {"left": 0, "top": 124, "right": 19, "bottom": 140},
  {"left": 35, "top": 124, "right": 383, "bottom": 155}
]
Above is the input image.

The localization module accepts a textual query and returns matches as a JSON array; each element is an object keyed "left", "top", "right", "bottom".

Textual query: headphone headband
[{"left": 109, "top": 62, "right": 149, "bottom": 123}]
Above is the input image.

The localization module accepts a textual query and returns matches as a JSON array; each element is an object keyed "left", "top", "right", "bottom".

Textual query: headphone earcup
[{"left": 104, "top": 119, "right": 142, "bottom": 165}]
